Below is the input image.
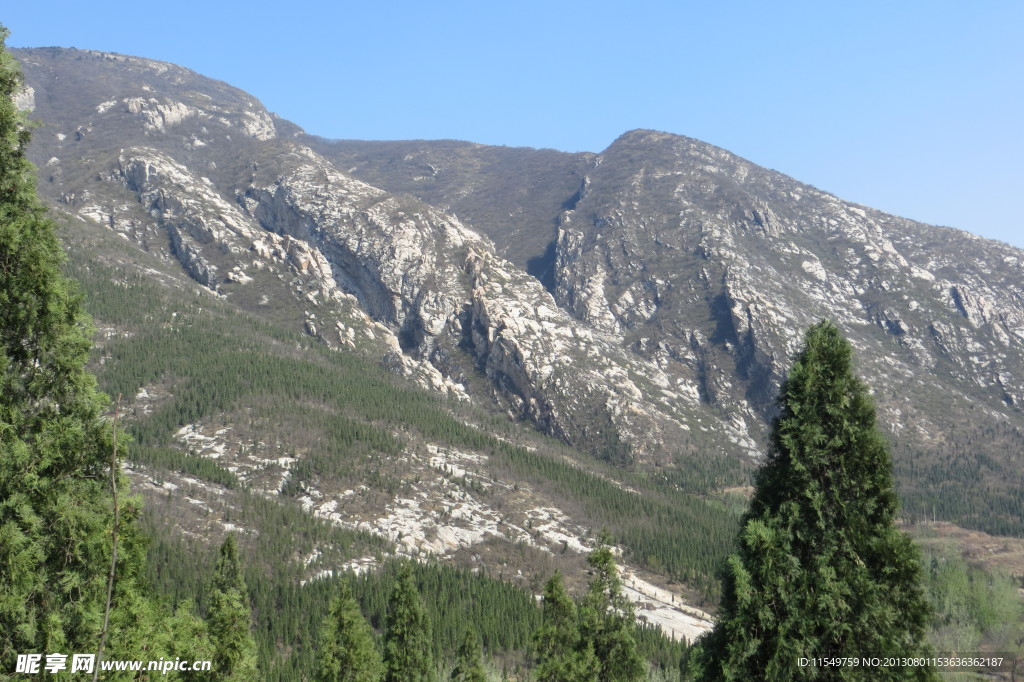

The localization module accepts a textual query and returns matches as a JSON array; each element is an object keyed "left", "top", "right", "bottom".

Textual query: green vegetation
[
  {"left": 317, "top": 578, "right": 384, "bottom": 682},
  {"left": 143, "top": 509, "right": 692, "bottom": 681},
  {"left": 580, "top": 539, "right": 646, "bottom": 682},
  {"left": 534, "top": 573, "right": 598, "bottom": 682},
  {"left": 894, "top": 421, "right": 1024, "bottom": 537},
  {"left": 383, "top": 564, "right": 436, "bottom": 681},
  {"left": 145, "top": 512, "right": 531, "bottom": 679},
  {"left": 449, "top": 628, "right": 487, "bottom": 682},
  {"left": 688, "top": 322, "right": 935, "bottom": 681},
  {"left": 923, "top": 550, "right": 1024, "bottom": 657},
  {"left": 207, "top": 535, "right": 258, "bottom": 679},
  {"left": 532, "top": 542, "right": 663, "bottom": 682}
]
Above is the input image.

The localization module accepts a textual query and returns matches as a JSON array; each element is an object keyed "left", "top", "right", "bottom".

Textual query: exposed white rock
[
  {"left": 621, "top": 569, "right": 713, "bottom": 641},
  {"left": 239, "top": 110, "right": 276, "bottom": 140},
  {"left": 801, "top": 258, "right": 827, "bottom": 282},
  {"left": 125, "top": 97, "right": 197, "bottom": 132},
  {"left": 14, "top": 84, "right": 34, "bottom": 112}
]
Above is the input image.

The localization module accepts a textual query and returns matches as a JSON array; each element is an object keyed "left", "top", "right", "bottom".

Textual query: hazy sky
[{"left": 5, "top": 1, "right": 1022, "bottom": 248}]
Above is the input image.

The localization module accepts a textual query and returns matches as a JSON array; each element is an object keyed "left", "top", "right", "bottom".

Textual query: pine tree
[
  {"left": 533, "top": 572, "right": 597, "bottom": 682},
  {"left": 688, "top": 321, "right": 935, "bottom": 681},
  {"left": 449, "top": 627, "right": 486, "bottom": 682},
  {"left": 206, "top": 535, "right": 257, "bottom": 680},
  {"left": 579, "top": 537, "right": 645, "bottom": 682},
  {"left": 383, "top": 564, "right": 435, "bottom": 682},
  {"left": 317, "top": 577, "right": 384, "bottom": 682},
  {"left": 0, "top": 24, "right": 165, "bottom": 669}
]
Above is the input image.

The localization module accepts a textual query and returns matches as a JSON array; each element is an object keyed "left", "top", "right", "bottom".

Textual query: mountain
[
  {"left": 11, "top": 46, "right": 1024, "bottom": 661},
  {"left": 309, "top": 129, "right": 1024, "bottom": 533}
]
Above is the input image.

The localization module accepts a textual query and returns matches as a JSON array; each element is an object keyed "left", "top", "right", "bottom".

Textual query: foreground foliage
[
  {"left": 533, "top": 541, "right": 651, "bottom": 682},
  {"left": 689, "top": 321, "right": 935, "bottom": 681},
  {"left": 533, "top": 573, "right": 598, "bottom": 681},
  {"left": 317, "top": 578, "right": 384, "bottom": 682},
  {"left": 448, "top": 628, "right": 487, "bottom": 682},
  {"left": 0, "top": 26, "right": 213, "bottom": 677},
  {"left": 207, "top": 535, "right": 258, "bottom": 680},
  {"left": 580, "top": 539, "right": 646, "bottom": 682}
]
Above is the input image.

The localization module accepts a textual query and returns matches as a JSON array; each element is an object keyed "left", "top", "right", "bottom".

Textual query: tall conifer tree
[
  {"left": 689, "top": 321, "right": 934, "bottom": 680},
  {"left": 0, "top": 25, "right": 167, "bottom": 669},
  {"left": 383, "top": 564, "right": 435, "bottom": 682},
  {"left": 317, "top": 577, "right": 384, "bottom": 682},
  {"left": 449, "top": 627, "right": 486, "bottom": 682},
  {"left": 533, "top": 572, "right": 597, "bottom": 682},
  {"left": 579, "top": 538, "right": 645, "bottom": 682},
  {"left": 206, "top": 535, "right": 257, "bottom": 680}
]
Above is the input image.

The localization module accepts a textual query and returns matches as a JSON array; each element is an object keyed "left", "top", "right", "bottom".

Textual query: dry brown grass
[{"left": 906, "top": 520, "right": 1024, "bottom": 577}]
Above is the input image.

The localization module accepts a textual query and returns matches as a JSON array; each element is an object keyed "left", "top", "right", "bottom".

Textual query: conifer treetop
[
  {"left": 749, "top": 319, "right": 899, "bottom": 536},
  {"left": 317, "top": 577, "right": 384, "bottom": 682},
  {"left": 384, "top": 564, "right": 435, "bottom": 682},
  {"left": 207, "top": 534, "right": 258, "bottom": 680},
  {"left": 689, "top": 320, "right": 935, "bottom": 681}
]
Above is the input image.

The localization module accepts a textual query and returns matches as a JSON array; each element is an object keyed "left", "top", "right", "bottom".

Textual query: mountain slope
[
  {"left": 305, "top": 137, "right": 594, "bottom": 286},
  {"left": 306, "top": 127, "right": 1024, "bottom": 535},
  {"left": 16, "top": 48, "right": 738, "bottom": 649},
  {"left": 11, "top": 45, "right": 1024, "bottom": 651}
]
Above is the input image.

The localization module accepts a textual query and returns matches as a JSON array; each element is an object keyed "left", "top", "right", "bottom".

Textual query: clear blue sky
[{"left": 5, "top": 1, "right": 1022, "bottom": 248}]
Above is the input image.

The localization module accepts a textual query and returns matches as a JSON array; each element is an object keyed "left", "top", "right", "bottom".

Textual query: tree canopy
[
  {"left": 689, "top": 321, "right": 935, "bottom": 681},
  {"left": 0, "top": 24, "right": 147, "bottom": 669},
  {"left": 449, "top": 627, "right": 486, "bottom": 682},
  {"left": 207, "top": 535, "right": 258, "bottom": 680},
  {"left": 383, "top": 564, "right": 435, "bottom": 682},
  {"left": 580, "top": 539, "right": 645, "bottom": 682},
  {"left": 533, "top": 572, "right": 597, "bottom": 682},
  {"left": 317, "top": 577, "right": 384, "bottom": 682}
]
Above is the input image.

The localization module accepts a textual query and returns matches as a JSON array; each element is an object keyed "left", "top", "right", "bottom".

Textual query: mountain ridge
[{"left": 11, "top": 47, "right": 1024, "bottom": 650}]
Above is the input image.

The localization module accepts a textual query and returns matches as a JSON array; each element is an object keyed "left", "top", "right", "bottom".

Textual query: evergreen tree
[
  {"left": 449, "top": 627, "right": 486, "bottom": 682},
  {"left": 383, "top": 564, "right": 435, "bottom": 682},
  {"left": 688, "top": 321, "right": 935, "bottom": 681},
  {"left": 533, "top": 572, "right": 597, "bottom": 682},
  {"left": 317, "top": 577, "right": 384, "bottom": 682},
  {"left": 206, "top": 535, "right": 257, "bottom": 680},
  {"left": 579, "top": 538, "right": 645, "bottom": 682},
  {"left": 0, "top": 25, "right": 163, "bottom": 670}
]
